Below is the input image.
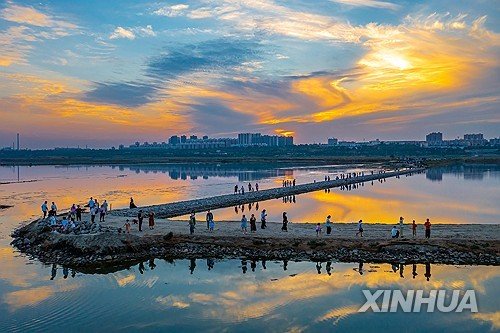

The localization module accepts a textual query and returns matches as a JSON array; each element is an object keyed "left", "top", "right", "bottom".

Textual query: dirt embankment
[{"left": 11, "top": 218, "right": 500, "bottom": 271}]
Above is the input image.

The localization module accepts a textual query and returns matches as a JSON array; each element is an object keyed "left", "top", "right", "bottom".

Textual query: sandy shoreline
[{"left": 99, "top": 213, "right": 500, "bottom": 241}]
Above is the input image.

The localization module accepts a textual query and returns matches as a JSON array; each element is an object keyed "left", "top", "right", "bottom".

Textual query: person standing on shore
[
  {"left": 281, "top": 212, "right": 288, "bottom": 231},
  {"left": 255, "top": 183, "right": 259, "bottom": 191},
  {"left": 241, "top": 186, "right": 245, "bottom": 195},
  {"left": 209, "top": 216, "right": 215, "bottom": 232},
  {"left": 315, "top": 223, "right": 322, "bottom": 236},
  {"left": 399, "top": 216, "right": 404, "bottom": 237},
  {"left": 90, "top": 205, "right": 97, "bottom": 223},
  {"left": 69, "top": 204, "right": 76, "bottom": 222},
  {"left": 51, "top": 202, "right": 57, "bottom": 215},
  {"left": 137, "top": 210, "right": 144, "bottom": 232},
  {"left": 99, "top": 203, "right": 106, "bottom": 222},
  {"left": 356, "top": 220, "right": 364, "bottom": 237},
  {"left": 148, "top": 212, "right": 155, "bottom": 230},
  {"left": 424, "top": 218, "right": 431, "bottom": 239},
  {"left": 206, "top": 210, "right": 213, "bottom": 230},
  {"left": 76, "top": 205, "right": 82, "bottom": 222},
  {"left": 412, "top": 220, "right": 417, "bottom": 237},
  {"left": 325, "top": 215, "right": 332, "bottom": 235},
  {"left": 241, "top": 214, "right": 248, "bottom": 234},
  {"left": 260, "top": 209, "right": 267, "bottom": 229},
  {"left": 234, "top": 185, "right": 238, "bottom": 194},
  {"left": 249, "top": 214, "right": 257, "bottom": 233},
  {"left": 88, "top": 197, "right": 95, "bottom": 209},
  {"left": 189, "top": 212, "right": 196, "bottom": 234},
  {"left": 41, "top": 201, "right": 48, "bottom": 219}
]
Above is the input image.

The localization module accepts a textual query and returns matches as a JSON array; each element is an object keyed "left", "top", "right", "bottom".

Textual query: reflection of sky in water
[
  {"left": 0, "top": 164, "right": 498, "bottom": 331},
  {"left": 0, "top": 257, "right": 498, "bottom": 332},
  {"left": 0, "top": 164, "right": 498, "bottom": 227}
]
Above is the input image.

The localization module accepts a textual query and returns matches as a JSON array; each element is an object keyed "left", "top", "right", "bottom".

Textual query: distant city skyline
[
  {"left": 3, "top": 130, "right": 499, "bottom": 150},
  {"left": 0, "top": 1, "right": 499, "bottom": 148}
]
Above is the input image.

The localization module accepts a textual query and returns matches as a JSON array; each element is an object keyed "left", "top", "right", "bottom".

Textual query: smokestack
[{"left": 16, "top": 133, "right": 20, "bottom": 150}]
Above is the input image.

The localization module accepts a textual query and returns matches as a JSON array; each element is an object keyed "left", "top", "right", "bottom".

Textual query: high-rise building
[
  {"left": 180, "top": 135, "right": 187, "bottom": 143},
  {"left": 190, "top": 135, "right": 198, "bottom": 141},
  {"left": 238, "top": 133, "right": 261, "bottom": 145}
]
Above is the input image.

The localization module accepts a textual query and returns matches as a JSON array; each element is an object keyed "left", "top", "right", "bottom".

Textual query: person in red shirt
[
  {"left": 424, "top": 218, "right": 431, "bottom": 239},
  {"left": 412, "top": 220, "right": 417, "bottom": 237}
]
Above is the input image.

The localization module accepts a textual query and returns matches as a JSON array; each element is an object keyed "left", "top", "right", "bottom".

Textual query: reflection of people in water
[
  {"left": 412, "top": 264, "right": 418, "bottom": 279},
  {"left": 356, "top": 262, "right": 364, "bottom": 275},
  {"left": 251, "top": 260, "right": 256, "bottom": 272},
  {"left": 63, "top": 266, "right": 69, "bottom": 279},
  {"left": 189, "top": 259, "right": 196, "bottom": 274},
  {"left": 283, "top": 260, "right": 288, "bottom": 271},
  {"left": 138, "top": 262, "right": 145, "bottom": 274},
  {"left": 399, "top": 263, "right": 404, "bottom": 278},
  {"left": 262, "top": 259, "right": 267, "bottom": 270},
  {"left": 148, "top": 258, "right": 156, "bottom": 270},
  {"left": 241, "top": 260, "right": 247, "bottom": 274},
  {"left": 391, "top": 263, "right": 399, "bottom": 273},
  {"left": 425, "top": 263, "right": 432, "bottom": 281},
  {"left": 326, "top": 261, "right": 332, "bottom": 275},
  {"left": 316, "top": 262, "right": 322, "bottom": 274},
  {"left": 51, "top": 264, "right": 57, "bottom": 280},
  {"left": 207, "top": 258, "right": 215, "bottom": 270}
]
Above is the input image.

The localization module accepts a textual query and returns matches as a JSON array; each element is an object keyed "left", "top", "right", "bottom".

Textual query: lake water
[{"left": 0, "top": 163, "right": 499, "bottom": 332}]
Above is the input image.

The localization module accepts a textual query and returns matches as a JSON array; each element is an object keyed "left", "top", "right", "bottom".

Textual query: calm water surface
[{"left": 0, "top": 163, "right": 498, "bottom": 332}]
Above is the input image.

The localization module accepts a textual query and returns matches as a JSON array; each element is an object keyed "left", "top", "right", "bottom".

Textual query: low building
[{"left": 327, "top": 138, "right": 338, "bottom": 145}]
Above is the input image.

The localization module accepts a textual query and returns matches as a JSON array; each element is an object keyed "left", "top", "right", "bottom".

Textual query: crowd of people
[{"left": 39, "top": 197, "right": 110, "bottom": 233}]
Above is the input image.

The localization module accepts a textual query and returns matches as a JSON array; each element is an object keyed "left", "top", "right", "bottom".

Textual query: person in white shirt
[
  {"left": 90, "top": 206, "right": 98, "bottom": 223},
  {"left": 88, "top": 197, "right": 95, "bottom": 209},
  {"left": 260, "top": 209, "right": 267, "bottom": 229}
]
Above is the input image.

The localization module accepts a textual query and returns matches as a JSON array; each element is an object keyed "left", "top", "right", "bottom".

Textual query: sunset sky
[{"left": 0, "top": 0, "right": 499, "bottom": 148}]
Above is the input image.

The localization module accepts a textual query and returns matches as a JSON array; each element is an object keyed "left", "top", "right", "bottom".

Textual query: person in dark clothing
[
  {"left": 424, "top": 218, "right": 431, "bottom": 239},
  {"left": 137, "top": 210, "right": 144, "bottom": 232},
  {"left": 281, "top": 212, "right": 288, "bottom": 231},
  {"left": 249, "top": 214, "right": 257, "bottom": 232},
  {"left": 206, "top": 210, "right": 213, "bottom": 230},
  {"left": 76, "top": 205, "right": 82, "bottom": 222},
  {"left": 130, "top": 197, "right": 137, "bottom": 209},
  {"left": 189, "top": 212, "right": 196, "bottom": 234}
]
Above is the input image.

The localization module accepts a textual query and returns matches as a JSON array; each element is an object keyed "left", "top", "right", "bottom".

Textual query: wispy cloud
[
  {"left": 109, "top": 25, "right": 156, "bottom": 40},
  {"left": 330, "top": 0, "right": 400, "bottom": 10},
  {"left": 109, "top": 26, "right": 135, "bottom": 40},
  {"left": 154, "top": 4, "right": 189, "bottom": 17},
  {"left": 1, "top": 2, "right": 77, "bottom": 29},
  {"left": 0, "top": 2, "right": 79, "bottom": 66}
]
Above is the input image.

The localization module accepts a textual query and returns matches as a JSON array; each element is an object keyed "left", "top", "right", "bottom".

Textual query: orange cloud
[{"left": 260, "top": 15, "right": 499, "bottom": 126}]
